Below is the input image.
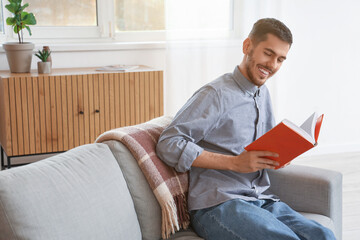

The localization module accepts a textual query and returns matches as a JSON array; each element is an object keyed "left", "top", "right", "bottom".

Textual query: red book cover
[{"left": 245, "top": 113, "right": 324, "bottom": 169}]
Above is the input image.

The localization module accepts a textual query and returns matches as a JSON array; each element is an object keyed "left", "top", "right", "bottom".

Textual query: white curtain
[
  {"left": 164, "top": 0, "right": 284, "bottom": 115},
  {"left": 165, "top": 0, "right": 242, "bottom": 116}
]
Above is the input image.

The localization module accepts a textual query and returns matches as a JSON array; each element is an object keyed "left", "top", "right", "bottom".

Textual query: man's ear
[{"left": 243, "top": 38, "right": 252, "bottom": 54}]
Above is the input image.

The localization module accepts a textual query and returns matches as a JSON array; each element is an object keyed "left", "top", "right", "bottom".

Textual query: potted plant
[
  {"left": 35, "top": 48, "right": 51, "bottom": 74},
  {"left": 2, "top": 0, "right": 37, "bottom": 73}
]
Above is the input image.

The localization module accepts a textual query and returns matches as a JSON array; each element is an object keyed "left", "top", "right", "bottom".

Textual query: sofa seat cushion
[
  {"left": 299, "top": 212, "right": 335, "bottom": 233},
  {"left": 0, "top": 143, "right": 141, "bottom": 240},
  {"left": 166, "top": 213, "right": 333, "bottom": 240},
  {"left": 169, "top": 229, "right": 203, "bottom": 239}
]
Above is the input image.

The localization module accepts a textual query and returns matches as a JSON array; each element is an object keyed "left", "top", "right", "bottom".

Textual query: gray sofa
[{"left": 0, "top": 140, "right": 342, "bottom": 240}]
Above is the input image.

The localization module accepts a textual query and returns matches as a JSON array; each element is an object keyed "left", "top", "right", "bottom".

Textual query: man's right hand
[{"left": 230, "top": 150, "right": 280, "bottom": 173}]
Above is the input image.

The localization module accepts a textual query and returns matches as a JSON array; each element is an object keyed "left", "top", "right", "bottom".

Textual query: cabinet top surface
[{"left": 0, "top": 65, "right": 161, "bottom": 78}]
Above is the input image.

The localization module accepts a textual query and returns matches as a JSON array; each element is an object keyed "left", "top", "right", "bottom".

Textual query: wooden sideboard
[{"left": 0, "top": 67, "right": 163, "bottom": 167}]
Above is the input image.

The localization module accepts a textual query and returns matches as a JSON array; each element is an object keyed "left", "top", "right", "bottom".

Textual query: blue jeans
[{"left": 190, "top": 199, "right": 336, "bottom": 240}]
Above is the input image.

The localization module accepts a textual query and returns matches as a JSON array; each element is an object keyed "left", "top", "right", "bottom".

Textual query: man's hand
[
  {"left": 230, "top": 151, "right": 280, "bottom": 173},
  {"left": 192, "top": 150, "right": 279, "bottom": 173}
]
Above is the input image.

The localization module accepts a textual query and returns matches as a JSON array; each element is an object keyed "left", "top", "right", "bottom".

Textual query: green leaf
[
  {"left": 18, "top": 3, "right": 29, "bottom": 13},
  {"left": 5, "top": 3, "right": 18, "bottom": 14},
  {"left": 25, "top": 25, "right": 32, "bottom": 36},
  {"left": 13, "top": 25, "right": 19, "bottom": 34},
  {"left": 6, "top": 17, "right": 16, "bottom": 26},
  {"left": 21, "top": 11, "right": 28, "bottom": 18},
  {"left": 35, "top": 49, "right": 51, "bottom": 62},
  {"left": 22, "top": 12, "right": 37, "bottom": 25},
  {"left": 9, "top": 0, "right": 22, "bottom": 4},
  {"left": 35, "top": 53, "right": 43, "bottom": 61}
]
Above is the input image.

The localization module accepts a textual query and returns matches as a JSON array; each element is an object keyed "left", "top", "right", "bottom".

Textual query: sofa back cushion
[
  {"left": 104, "top": 140, "right": 162, "bottom": 240},
  {"left": 0, "top": 143, "right": 141, "bottom": 240}
]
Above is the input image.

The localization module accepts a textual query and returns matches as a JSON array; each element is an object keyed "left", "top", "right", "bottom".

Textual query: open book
[{"left": 245, "top": 112, "right": 324, "bottom": 169}]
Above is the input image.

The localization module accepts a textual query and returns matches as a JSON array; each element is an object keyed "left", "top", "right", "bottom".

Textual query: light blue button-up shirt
[{"left": 156, "top": 66, "right": 279, "bottom": 211}]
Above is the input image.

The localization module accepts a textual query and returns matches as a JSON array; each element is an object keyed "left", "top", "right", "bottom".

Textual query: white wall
[
  {"left": 274, "top": 0, "right": 360, "bottom": 154},
  {"left": 0, "top": 43, "right": 166, "bottom": 71}
]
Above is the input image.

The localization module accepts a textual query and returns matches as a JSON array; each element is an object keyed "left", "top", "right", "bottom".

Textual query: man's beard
[
  {"left": 245, "top": 49, "right": 273, "bottom": 86},
  {"left": 245, "top": 49, "right": 257, "bottom": 84}
]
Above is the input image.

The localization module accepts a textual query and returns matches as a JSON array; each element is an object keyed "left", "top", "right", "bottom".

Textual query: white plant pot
[
  {"left": 37, "top": 62, "right": 52, "bottom": 74},
  {"left": 2, "top": 42, "right": 35, "bottom": 73}
]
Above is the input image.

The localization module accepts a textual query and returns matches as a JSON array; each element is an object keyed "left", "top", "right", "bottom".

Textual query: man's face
[{"left": 241, "top": 33, "right": 290, "bottom": 87}]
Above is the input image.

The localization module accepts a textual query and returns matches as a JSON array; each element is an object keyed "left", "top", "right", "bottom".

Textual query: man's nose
[{"left": 267, "top": 58, "right": 278, "bottom": 71}]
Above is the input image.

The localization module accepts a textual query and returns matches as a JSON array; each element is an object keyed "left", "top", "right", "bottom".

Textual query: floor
[{"left": 296, "top": 152, "right": 360, "bottom": 240}]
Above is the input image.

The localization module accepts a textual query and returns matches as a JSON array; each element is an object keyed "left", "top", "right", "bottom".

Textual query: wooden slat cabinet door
[
  {"left": 0, "top": 76, "right": 59, "bottom": 156},
  {"left": 63, "top": 73, "right": 97, "bottom": 149},
  {"left": 0, "top": 68, "right": 164, "bottom": 158},
  {"left": 76, "top": 74, "right": 100, "bottom": 146},
  {"left": 37, "top": 76, "right": 59, "bottom": 153},
  {"left": 89, "top": 71, "right": 164, "bottom": 136},
  {"left": 0, "top": 77, "right": 14, "bottom": 156}
]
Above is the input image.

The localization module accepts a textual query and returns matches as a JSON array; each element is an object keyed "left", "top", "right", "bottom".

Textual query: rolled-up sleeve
[{"left": 156, "top": 86, "right": 221, "bottom": 172}]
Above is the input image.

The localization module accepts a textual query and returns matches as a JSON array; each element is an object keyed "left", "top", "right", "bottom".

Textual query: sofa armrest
[{"left": 267, "top": 164, "right": 342, "bottom": 239}]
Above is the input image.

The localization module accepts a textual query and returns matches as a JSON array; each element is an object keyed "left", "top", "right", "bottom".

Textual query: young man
[{"left": 156, "top": 18, "right": 336, "bottom": 240}]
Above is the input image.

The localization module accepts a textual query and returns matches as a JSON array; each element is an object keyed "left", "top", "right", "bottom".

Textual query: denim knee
[
  {"left": 190, "top": 210, "right": 210, "bottom": 239},
  {"left": 190, "top": 208, "right": 242, "bottom": 240},
  {"left": 312, "top": 224, "right": 336, "bottom": 240}
]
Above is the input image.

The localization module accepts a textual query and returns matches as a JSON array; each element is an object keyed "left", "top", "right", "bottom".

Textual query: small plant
[
  {"left": 35, "top": 49, "right": 51, "bottom": 62},
  {"left": 5, "top": 0, "right": 37, "bottom": 44}
]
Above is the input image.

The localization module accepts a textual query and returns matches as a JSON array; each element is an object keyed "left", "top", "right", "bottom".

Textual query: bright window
[
  {"left": 166, "top": 0, "right": 232, "bottom": 31},
  {"left": 27, "top": 0, "right": 97, "bottom": 26},
  {"left": 166, "top": 0, "right": 234, "bottom": 40},
  {"left": 114, "top": 0, "right": 165, "bottom": 32},
  {"left": 16, "top": 0, "right": 101, "bottom": 39},
  {"left": 1, "top": 0, "right": 234, "bottom": 42}
]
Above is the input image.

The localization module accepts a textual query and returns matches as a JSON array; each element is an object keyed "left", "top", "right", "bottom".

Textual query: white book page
[
  {"left": 282, "top": 119, "right": 315, "bottom": 145},
  {"left": 299, "top": 112, "right": 318, "bottom": 138}
]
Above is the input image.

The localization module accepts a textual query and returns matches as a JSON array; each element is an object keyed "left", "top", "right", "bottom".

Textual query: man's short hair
[{"left": 249, "top": 18, "right": 293, "bottom": 46}]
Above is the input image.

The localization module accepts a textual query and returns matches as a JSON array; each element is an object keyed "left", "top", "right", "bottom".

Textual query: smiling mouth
[{"left": 258, "top": 65, "right": 272, "bottom": 78}]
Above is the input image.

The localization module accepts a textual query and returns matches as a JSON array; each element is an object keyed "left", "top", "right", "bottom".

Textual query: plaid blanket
[{"left": 95, "top": 116, "right": 189, "bottom": 239}]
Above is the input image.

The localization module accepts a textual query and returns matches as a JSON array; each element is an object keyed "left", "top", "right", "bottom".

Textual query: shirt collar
[{"left": 232, "top": 65, "right": 262, "bottom": 97}]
